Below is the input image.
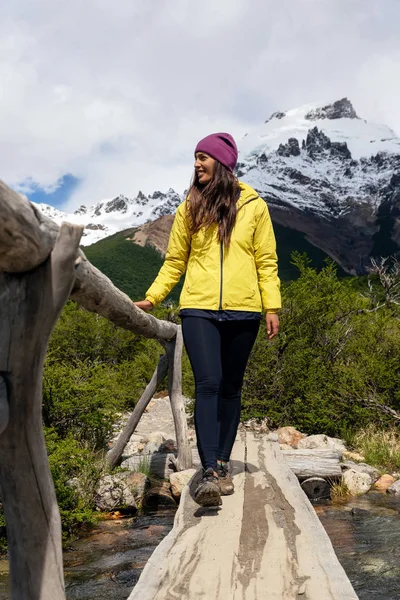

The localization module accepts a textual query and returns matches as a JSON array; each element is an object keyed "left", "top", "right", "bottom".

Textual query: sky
[{"left": 1, "top": 0, "right": 400, "bottom": 210}]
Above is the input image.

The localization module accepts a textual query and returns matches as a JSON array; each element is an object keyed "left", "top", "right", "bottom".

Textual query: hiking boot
[
  {"left": 217, "top": 463, "right": 234, "bottom": 495},
  {"left": 194, "top": 468, "right": 222, "bottom": 507}
]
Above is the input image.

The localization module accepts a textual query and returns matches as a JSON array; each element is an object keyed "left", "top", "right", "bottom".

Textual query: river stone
[
  {"left": 159, "top": 439, "right": 177, "bottom": 453},
  {"left": 297, "top": 434, "right": 346, "bottom": 456},
  {"left": 374, "top": 474, "right": 396, "bottom": 492},
  {"left": 387, "top": 479, "right": 400, "bottom": 494},
  {"left": 343, "top": 469, "right": 372, "bottom": 495},
  {"left": 341, "top": 461, "right": 380, "bottom": 483},
  {"left": 279, "top": 443, "right": 293, "bottom": 451},
  {"left": 143, "top": 481, "right": 177, "bottom": 508},
  {"left": 95, "top": 472, "right": 150, "bottom": 512},
  {"left": 141, "top": 441, "right": 162, "bottom": 455},
  {"left": 276, "top": 426, "right": 304, "bottom": 448},
  {"left": 170, "top": 469, "right": 197, "bottom": 499},
  {"left": 147, "top": 431, "right": 168, "bottom": 445}
]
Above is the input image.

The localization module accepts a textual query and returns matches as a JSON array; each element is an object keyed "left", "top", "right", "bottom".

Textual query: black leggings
[{"left": 181, "top": 317, "right": 259, "bottom": 470}]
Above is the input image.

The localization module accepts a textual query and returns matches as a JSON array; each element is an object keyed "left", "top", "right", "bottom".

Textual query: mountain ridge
[{"left": 31, "top": 98, "right": 400, "bottom": 273}]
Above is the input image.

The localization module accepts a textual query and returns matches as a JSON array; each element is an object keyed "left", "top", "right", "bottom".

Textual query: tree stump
[{"left": 0, "top": 223, "right": 83, "bottom": 600}]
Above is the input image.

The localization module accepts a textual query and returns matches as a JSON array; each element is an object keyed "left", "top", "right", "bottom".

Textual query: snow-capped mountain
[
  {"left": 32, "top": 98, "right": 400, "bottom": 273},
  {"left": 33, "top": 188, "right": 183, "bottom": 245},
  {"left": 238, "top": 98, "right": 400, "bottom": 273}
]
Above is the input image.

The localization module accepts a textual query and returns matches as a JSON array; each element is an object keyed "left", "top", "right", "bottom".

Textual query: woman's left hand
[{"left": 266, "top": 313, "right": 279, "bottom": 340}]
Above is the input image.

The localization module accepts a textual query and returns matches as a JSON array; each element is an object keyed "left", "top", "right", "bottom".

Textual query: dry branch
[{"left": 107, "top": 354, "right": 169, "bottom": 469}]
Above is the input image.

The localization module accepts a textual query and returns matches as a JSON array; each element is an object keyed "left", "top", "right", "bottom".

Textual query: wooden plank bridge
[
  {"left": 130, "top": 431, "right": 358, "bottom": 600},
  {"left": 0, "top": 180, "right": 358, "bottom": 599}
]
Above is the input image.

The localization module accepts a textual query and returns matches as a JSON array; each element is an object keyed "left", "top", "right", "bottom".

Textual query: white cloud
[{"left": 0, "top": 0, "right": 399, "bottom": 209}]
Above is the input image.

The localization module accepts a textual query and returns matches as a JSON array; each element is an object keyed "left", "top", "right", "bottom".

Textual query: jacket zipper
[
  {"left": 218, "top": 195, "right": 257, "bottom": 315},
  {"left": 219, "top": 241, "right": 224, "bottom": 313}
]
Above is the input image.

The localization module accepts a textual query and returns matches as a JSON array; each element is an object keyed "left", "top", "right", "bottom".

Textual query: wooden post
[
  {"left": 0, "top": 223, "right": 83, "bottom": 600},
  {"left": 166, "top": 327, "right": 192, "bottom": 471},
  {"left": 107, "top": 354, "right": 169, "bottom": 469}
]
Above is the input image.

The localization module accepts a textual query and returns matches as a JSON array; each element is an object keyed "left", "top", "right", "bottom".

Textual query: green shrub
[{"left": 242, "top": 254, "right": 400, "bottom": 437}]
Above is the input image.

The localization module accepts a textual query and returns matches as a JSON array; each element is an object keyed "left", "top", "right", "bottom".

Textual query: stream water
[{"left": 0, "top": 493, "right": 400, "bottom": 599}]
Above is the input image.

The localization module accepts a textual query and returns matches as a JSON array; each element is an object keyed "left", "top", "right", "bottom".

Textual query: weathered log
[
  {"left": 107, "top": 354, "right": 169, "bottom": 469},
  {"left": 165, "top": 327, "right": 192, "bottom": 471},
  {"left": 301, "top": 477, "right": 331, "bottom": 502},
  {"left": 0, "top": 376, "right": 9, "bottom": 436},
  {"left": 0, "top": 181, "right": 58, "bottom": 272},
  {"left": 281, "top": 448, "right": 342, "bottom": 479},
  {"left": 0, "top": 178, "right": 177, "bottom": 341},
  {"left": 129, "top": 432, "right": 358, "bottom": 599},
  {"left": 0, "top": 223, "right": 83, "bottom": 600},
  {"left": 71, "top": 254, "right": 177, "bottom": 341}
]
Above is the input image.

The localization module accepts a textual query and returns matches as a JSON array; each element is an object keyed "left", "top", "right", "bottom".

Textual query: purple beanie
[{"left": 195, "top": 132, "right": 238, "bottom": 172}]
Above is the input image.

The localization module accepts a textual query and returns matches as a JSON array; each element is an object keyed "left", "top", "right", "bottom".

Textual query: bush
[{"left": 242, "top": 254, "right": 400, "bottom": 437}]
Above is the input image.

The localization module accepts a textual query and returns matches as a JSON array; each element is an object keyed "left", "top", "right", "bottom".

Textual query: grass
[
  {"left": 350, "top": 425, "right": 400, "bottom": 472},
  {"left": 330, "top": 478, "right": 350, "bottom": 502}
]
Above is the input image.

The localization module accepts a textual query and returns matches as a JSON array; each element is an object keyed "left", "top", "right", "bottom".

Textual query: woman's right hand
[{"left": 134, "top": 300, "right": 154, "bottom": 312}]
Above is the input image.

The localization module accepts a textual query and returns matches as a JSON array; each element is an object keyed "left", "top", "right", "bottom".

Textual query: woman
[{"left": 135, "top": 132, "right": 281, "bottom": 507}]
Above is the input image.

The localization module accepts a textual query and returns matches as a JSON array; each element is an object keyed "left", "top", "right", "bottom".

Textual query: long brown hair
[{"left": 186, "top": 160, "right": 241, "bottom": 247}]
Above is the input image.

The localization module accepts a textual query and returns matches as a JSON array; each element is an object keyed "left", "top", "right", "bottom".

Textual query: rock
[
  {"left": 147, "top": 431, "right": 167, "bottom": 445},
  {"left": 279, "top": 443, "right": 293, "bottom": 451},
  {"left": 95, "top": 472, "right": 150, "bottom": 512},
  {"left": 387, "top": 480, "right": 400, "bottom": 494},
  {"left": 297, "top": 434, "right": 346, "bottom": 457},
  {"left": 187, "top": 428, "right": 196, "bottom": 442},
  {"left": 342, "top": 450, "right": 365, "bottom": 462},
  {"left": 242, "top": 418, "right": 269, "bottom": 433},
  {"left": 341, "top": 461, "right": 380, "bottom": 483},
  {"left": 275, "top": 426, "right": 304, "bottom": 448},
  {"left": 142, "top": 441, "right": 162, "bottom": 455},
  {"left": 143, "top": 481, "right": 177, "bottom": 508},
  {"left": 169, "top": 469, "right": 197, "bottom": 499},
  {"left": 159, "top": 439, "right": 177, "bottom": 453},
  {"left": 374, "top": 474, "right": 396, "bottom": 492},
  {"left": 343, "top": 469, "right": 372, "bottom": 496}
]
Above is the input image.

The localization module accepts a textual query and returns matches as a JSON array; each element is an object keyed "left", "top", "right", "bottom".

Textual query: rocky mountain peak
[
  {"left": 104, "top": 195, "right": 129, "bottom": 214},
  {"left": 74, "top": 204, "right": 87, "bottom": 215},
  {"left": 305, "top": 98, "right": 358, "bottom": 121}
]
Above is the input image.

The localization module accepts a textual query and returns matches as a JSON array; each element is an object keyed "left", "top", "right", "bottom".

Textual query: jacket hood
[{"left": 237, "top": 181, "right": 259, "bottom": 206}]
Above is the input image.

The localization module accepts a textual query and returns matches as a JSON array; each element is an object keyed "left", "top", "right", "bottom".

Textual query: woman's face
[{"left": 194, "top": 152, "right": 215, "bottom": 185}]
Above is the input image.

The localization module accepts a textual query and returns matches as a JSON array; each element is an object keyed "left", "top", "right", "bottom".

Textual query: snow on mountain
[
  {"left": 32, "top": 189, "right": 183, "bottom": 245},
  {"left": 31, "top": 98, "right": 400, "bottom": 272},
  {"left": 237, "top": 98, "right": 400, "bottom": 273}
]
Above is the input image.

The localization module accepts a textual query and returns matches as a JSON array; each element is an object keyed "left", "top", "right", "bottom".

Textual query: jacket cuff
[
  {"left": 266, "top": 308, "right": 280, "bottom": 314},
  {"left": 145, "top": 295, "right": 156, "bottom": 306}
]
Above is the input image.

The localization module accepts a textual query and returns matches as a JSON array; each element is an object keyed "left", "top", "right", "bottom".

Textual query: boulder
[
  {"left": 147, "top": 431, "right": 168, "bottom": 445},
  {"left": 170, "top": 469, "right": 197, "bottom": 499},
  {"left": 159, "top": 439, "right": 177, "bottom": 453},
  {"left": 95, "top": 472, "right": 150, "bottom": 512},
  {"left": 343, "top": 469, "right": 372, "bottom": 496},
  {"left": 297, "top": 434, "right": 346, "bottom": 457},
  {"left": 142, "top": 441, "right": 162, "bottom": 455},
  {"left": 341, "top": 461, "right": 380, "bottom": 483},
  {"left": 373, "top": 474, "right": 396, "bottom": 492},
  {"left": 387, "top": 479, "right": 400, "bottom": 494},
  {"left": 275, "top": 426, "right": 304, "bottom": 448},
  {"left": 279, "top": 443, "right": 293, "bottom": 451}
]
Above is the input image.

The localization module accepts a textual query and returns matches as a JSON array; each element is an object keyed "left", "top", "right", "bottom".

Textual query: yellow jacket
[{"left": 145, "top": 182, "right": 281, "bottom": 312}]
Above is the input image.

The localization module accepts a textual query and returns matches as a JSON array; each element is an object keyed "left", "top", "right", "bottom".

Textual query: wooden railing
[{"left": 0, "top": 180, "right": 192, "bottom": 600}]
